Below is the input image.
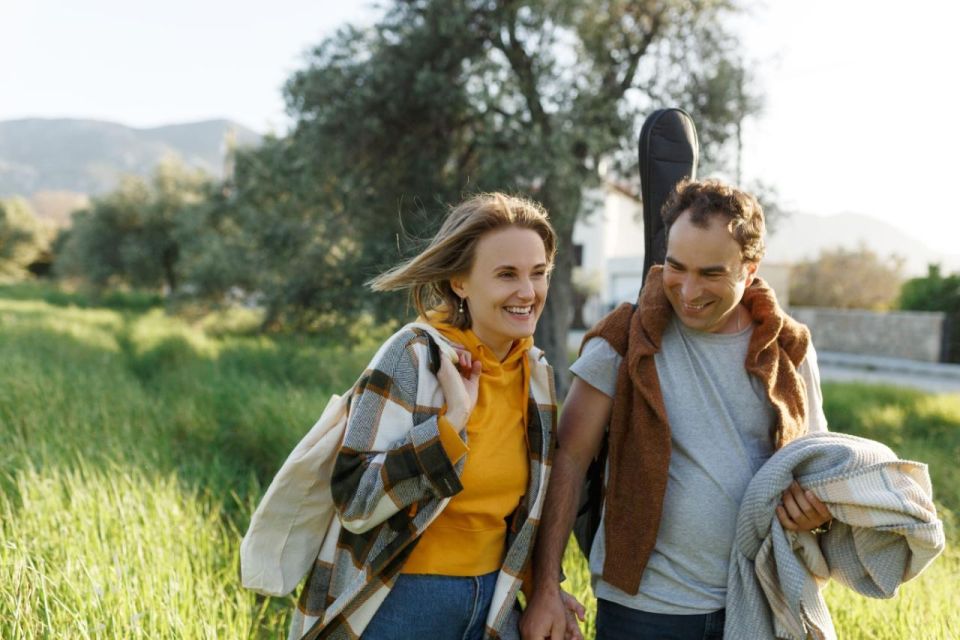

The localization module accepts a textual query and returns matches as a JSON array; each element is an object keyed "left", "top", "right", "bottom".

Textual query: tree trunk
[
  {"left": 536, "top": 221, "right": 576, "bottom": 399},
  {"left": 162, "top": 252, "right": 178, "bottom": 296}
]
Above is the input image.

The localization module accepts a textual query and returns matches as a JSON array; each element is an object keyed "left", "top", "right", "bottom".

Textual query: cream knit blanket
[{"left": 725, "top": 432, "right": 945, "bottom": 639}]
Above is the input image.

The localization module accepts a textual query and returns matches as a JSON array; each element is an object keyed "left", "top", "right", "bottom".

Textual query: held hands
[
  {"left": 436, "top": 349, "right": 481, "bottom": 430},
  {"left": 520, "top": 587, "right": 585, "bottom": 640},
  {"left": 560, "top": 591, "right": 586, "bottom": 640},
  {"left": 776, "top": 480, "right": 832, "bottom": 532}
]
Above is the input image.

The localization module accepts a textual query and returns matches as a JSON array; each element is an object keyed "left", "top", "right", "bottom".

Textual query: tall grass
[
  {"left": 1, "top": 289, "right": 957, "bottom": 638},
  {"left": 0, "top": 293, "right": 377, "bottom": 638},
  {"left": 3, "top": 465, "right": 265, "bottom": 638}
]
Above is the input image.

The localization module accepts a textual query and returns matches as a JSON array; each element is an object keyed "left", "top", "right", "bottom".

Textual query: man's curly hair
[{"left": 661, "top": 179, "right": 765, "bottom": 263}]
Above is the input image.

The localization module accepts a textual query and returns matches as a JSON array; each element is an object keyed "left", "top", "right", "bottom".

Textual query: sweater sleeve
[
  {"left": 798, "top": 342, "right": 829, "bottom": 433},
  {"left": 331, "top": 331, "right": 464, "bottom": 534}
]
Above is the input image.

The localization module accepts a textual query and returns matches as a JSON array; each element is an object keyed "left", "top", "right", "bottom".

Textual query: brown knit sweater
[{"left": 582, "top": 265, "right": 811, "bottom": 595}]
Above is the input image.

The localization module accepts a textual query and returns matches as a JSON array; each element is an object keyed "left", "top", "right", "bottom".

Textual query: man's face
[{"left": 662, "top": 210, "right": 758, "bottom": 334}]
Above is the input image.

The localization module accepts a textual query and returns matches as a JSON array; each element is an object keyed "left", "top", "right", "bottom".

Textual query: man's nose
[{"left": 681, "top": 277, "right": 702, "bottom": 300}]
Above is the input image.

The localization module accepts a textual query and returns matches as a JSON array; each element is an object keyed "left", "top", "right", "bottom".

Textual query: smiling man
[{"left": 521, "top": 179, "right": 831, "bottom": 640}]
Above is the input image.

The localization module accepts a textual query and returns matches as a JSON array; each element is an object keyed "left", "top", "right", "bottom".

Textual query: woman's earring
[{"left": 458, "top": 297, "right": 465, "bottom": 313}]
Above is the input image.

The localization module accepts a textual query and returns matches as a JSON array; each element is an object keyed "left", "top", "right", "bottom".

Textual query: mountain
[
  {"left": 764, "top": 211, "right": 958, "bottom": 276},
  {"left": 0, "top": 118, "right": 261, "bottom": 200}
]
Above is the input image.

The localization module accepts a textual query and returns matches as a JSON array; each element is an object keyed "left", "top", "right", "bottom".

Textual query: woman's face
[{"left": 452, "top": 226, "right": 549, "bottom": 358}]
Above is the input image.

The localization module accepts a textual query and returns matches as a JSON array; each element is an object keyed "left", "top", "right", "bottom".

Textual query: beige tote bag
[{"left": 240, "top": 322, "right": 456, "bottom": 597}]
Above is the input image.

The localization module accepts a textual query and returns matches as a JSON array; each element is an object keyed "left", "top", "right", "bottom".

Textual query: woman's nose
[{"left": 517, "top": 277, "right": 535, "bottom": 298}]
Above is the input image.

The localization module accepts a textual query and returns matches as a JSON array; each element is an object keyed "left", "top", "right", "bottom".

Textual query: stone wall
[{"left": 790, "top": 307, "right": 946, "bottom": 362}]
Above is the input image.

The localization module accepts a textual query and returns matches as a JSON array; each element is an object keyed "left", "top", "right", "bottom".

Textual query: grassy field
[{"left": 1, "top": 287, "right": 957, "bottom": 638}]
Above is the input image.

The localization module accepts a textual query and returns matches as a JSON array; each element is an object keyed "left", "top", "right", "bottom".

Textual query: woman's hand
[
  {"left": 520, "top": 588, "right": 584, "bottom": 640},
  {"left": 560, "top": 591, "right": 586, "bottom": 640},
  {"left": 436, "top": 351, "right": 481, "bottom": 430}
]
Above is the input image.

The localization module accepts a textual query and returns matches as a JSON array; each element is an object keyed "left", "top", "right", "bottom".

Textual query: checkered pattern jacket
[{"left": 288, "top": 325, "right": 557, "bottom": 640}]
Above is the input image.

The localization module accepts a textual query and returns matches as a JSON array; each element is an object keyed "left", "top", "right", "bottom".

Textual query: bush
[
  {"left": 790, "top": 246, "right": 904, "bottom": 310},
  {"left": 899, "top": 265, "right": 960, "bottom": 362},
  {"left": 0, "top": 197, "right": 47, "bottom": 280}
]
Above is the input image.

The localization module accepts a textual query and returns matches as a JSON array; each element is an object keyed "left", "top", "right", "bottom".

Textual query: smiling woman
[
  {"left": 277, "top": 193, "right": 583, "bottom": 640},
  {"left": 448, "top": 225, "right": 550, "bottom": 361}
]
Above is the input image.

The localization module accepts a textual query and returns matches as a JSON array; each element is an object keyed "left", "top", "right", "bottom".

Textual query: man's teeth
[{"left": 505, "top": 306, "right": 533, "bottom": 315}]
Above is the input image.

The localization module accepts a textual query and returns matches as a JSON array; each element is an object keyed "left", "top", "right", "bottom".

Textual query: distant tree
[
  {"left": 57, "top": 159, "right": 209, "bottom": 293},
  {"left": 0, "top": 197, "right": 47, "bottom": 280},
  {"left": 749, "top": 179, "right": 788, "bottom": 235},
  {"left": 233, "top": 0, "right": 763, "bottom": 388},
  {"left": 789, "top": 246, "right": 904, "bottom": 310},
  {"left": 175, "top": 136, "right": 369, "bottom": 329},
  {"left": 899, "top": 264, "right": 960, "bottom": 362},
  {"left": 899, "top": 264, "right": 960, "bottom": 312}
]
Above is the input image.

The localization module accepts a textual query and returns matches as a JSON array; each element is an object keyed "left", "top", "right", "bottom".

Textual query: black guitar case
[
  {"left": 572, "top": 108, "right": 700, "bottom": 557},
  {"left": 640, "top": 108, "right": 700, "bottom": 276}
]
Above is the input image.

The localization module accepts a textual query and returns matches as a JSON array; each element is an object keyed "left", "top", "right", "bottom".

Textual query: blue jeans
[
  {"left": 362, "top": 571, "right": 499, "bottom": 640},
  {"left": 596, "top": 599, "right": 725, "bottom": 640}
]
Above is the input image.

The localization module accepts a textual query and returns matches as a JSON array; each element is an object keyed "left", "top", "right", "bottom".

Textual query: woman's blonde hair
[{"left": 369, "top": 192, "right": 557, "bottom": 328}]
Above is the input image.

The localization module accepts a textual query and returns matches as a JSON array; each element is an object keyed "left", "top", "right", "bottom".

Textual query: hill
[
  {"left": 0, "top": 118, "right": 261, "bottom": 202},
  {"left": 765, "top": 211, "right": 959, "bottom": 276}
]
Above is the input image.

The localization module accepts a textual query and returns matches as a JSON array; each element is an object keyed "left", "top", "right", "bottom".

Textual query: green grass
[
  {"left": 1, "top": 288, "right": 957, "bottom": 638},
  {"left": 0, "top": 281, "right": 164, "bottom": 312},
  {"left": 0, "top": 293, "right": 376, "bottom": 638}
]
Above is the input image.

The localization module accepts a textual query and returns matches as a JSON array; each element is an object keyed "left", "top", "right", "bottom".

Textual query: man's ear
[{"left": 744, "top": 261, "right": 759, "bottom": 287}]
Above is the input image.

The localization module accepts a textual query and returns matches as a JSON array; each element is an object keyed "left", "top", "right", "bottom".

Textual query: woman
[{"left": 287, "top": 193, "right": 582, "bottom": 640}]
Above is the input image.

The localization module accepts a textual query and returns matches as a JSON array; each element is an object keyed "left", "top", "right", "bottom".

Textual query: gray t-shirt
[{"left": 570, "top": 316, "right": 827, "bottom": 614}]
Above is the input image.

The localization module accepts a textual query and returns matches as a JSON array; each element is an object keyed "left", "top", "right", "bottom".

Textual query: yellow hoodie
[{"left": 402, "top": 320, "right": 532, "bottom": 576}]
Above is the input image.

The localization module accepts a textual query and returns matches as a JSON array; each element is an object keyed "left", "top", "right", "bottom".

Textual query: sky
[
  {"left": 0, "top": 0, "right": 381, "bottom": 132},
  {"left": 734, "top": 1, "right": 960, "bottom": 260},
  {"left": 2, "top": 0, "right": 959, "bottom": 258}
]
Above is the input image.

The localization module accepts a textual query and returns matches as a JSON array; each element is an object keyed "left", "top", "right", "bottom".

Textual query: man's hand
[
  {"left": 520, "top": 586, "right": 570, "bottom": 640},
  {"left": 777, "top": 480, "right": 832, "bottom": 532}
]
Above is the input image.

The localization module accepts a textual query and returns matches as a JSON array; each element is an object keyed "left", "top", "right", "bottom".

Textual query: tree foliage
[
  {"left": 789, "top": 246, "right": 904, "bottom": 310},
  {"left": 51, "top": 1, "right": 763, "bottom": 386},
  {"left": 57, "top": 160, "right": 209, "bottom": 292},
  {"left": 222, "top": 0, "right": 760, "bottom": 386},
  {"left": 899, "top": 264, "right": 960, "bottom": 362},
  {"left": 0, "top": 197, "right": 47, "bottom": 280},
  {"left": 178, "top": 137, "right": 371, "bottom": 330},
  {"left": 899, "top": 264, "right": 960, "bottom": 312}
]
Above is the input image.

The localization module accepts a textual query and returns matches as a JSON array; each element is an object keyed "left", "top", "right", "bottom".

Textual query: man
[{"left": 521, "top": 179, "right": 832, "bottom": 640}]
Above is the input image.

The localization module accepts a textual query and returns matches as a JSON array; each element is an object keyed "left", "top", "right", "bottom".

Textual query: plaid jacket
[{"left": 288, "top": 325, "right": 557, "bottom": 640}]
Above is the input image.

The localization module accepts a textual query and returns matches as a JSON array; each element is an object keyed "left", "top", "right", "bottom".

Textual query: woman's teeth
[{"left": 505, "top": 306, "right": 532, "bottom": 315}]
